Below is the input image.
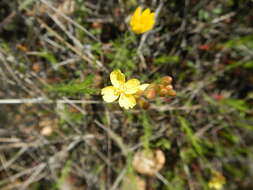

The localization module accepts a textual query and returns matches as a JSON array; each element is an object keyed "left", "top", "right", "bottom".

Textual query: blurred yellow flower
[
  {"left": 208, "top": 171, "right": 226, "bottom": 190},
  {"left": 101, "top": 70, "right": 149, "bottom": 109},
  {"left": 130, "top": 7, "right": 155, "bottom": 34}
]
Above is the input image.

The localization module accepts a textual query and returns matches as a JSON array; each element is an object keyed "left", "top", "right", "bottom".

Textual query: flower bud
[
  {"left": 159, "top": 87, "right": 168, "bottom": 97},
  {"left": 167, "top": 89, "right": 176, "bottom": 96},
  {"left": 165, "top": 85, "right": 173, "bottom": 90},
  {"left": 159, "top": 84, "right": 176, "bottom": 97},
  {"left": 145, "top": 87, "right": 156, "bottom": 99},
  {"left": 137, "top": 98, "right": 150, "bottom": 109},
  {"left": 135, "top": 90, "right": 144, "bottom": 97},
  {"left": 161, "top": 76, "right": 172, "bottom": 85}
]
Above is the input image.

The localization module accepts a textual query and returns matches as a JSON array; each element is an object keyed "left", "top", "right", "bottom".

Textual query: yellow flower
[
  {"left": 101, "top": 70, "right": 149, "bottom": 109},
  {"left": 130, "top": 7, "right": 155, "bottom": 34},
  {"left": 208, "top": 171, "right": 226, "bottom": 190}
]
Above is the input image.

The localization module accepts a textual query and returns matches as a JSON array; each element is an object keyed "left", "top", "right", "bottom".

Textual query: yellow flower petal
[
  {"left": 208, "top": 172, "right": 226, "bottom": 190},
  {"left": 132, "top": 7, "right": 141, "bottom": 19},
  {"left": 119, "top": 94, "right": 136, "bottom": 109},
  {"left": 142, "top": 8, "right": 151, "bottom": 17},
  {"left": 132, "top": 25, "right": 143, "bottom": 34},
  {"left": 124, "top": 79, "right": 140, "bottom": 94},
  {"left": 110, "top": 69, "right": 125, "bottom": 88},
  {"left": 130, "top": 7, "right": 141, "bottom": 33},
  {"left": 101, "top": 86, "right": 119, "bottom": 102},
  {"left": 139, "top": 83, "right": 150, "bottom": 91},
  {"left": 208, "top": 182, "right": 223, "bottom": 190},
  {"left": 130, "top": 7, "right": 155, "bottom": 34},
  {"left": 149, "top": 13, "right": 155, "bottom": 19}
]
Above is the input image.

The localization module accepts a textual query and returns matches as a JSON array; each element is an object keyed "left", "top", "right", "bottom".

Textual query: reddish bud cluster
[
  {"left": 137, "top": 76, "right": 176, "bottom": 109},
  {"left": 145, "top": 76, "right": 176, "bottom": 99}
]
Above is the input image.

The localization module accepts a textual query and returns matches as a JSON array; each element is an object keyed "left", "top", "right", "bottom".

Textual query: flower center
[{"left": 117, "top": 84, "right": 126, "bottom": 94}]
